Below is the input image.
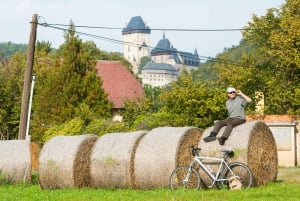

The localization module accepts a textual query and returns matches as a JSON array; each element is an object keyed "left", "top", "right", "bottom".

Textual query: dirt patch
[{"left": 31, "top": 142, "right": 40, "bottom": 171}]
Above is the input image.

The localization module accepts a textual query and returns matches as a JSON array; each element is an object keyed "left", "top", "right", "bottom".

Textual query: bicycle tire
[
  {"left": 221, "top": 162, "right": 253, "bottom": 189},
  {"left": 169, "top": 165, "right": 201, "bottom": 190}
]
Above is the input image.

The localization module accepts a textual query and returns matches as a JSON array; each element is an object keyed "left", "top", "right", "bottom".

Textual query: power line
[
  {"left": 41, "top": 23, "right": 287, "bottom": 32},
  {"left": 38, "top": 21, "right": 254, "bottom": 68}
]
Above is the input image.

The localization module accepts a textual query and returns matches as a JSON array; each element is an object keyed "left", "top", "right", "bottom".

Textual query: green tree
[
  {"left": 158, "top": 72, "right": 226, "bottom": 128},
  {"left": 139, "top": 56, "right": 151, "bottom": 73},
  {"left": 99, "top": 51, "right": 134, "bottom": 73},
  {"left": 121, "top": 85, "right": 163, "bottom": 129},
  {"left": 242, "top": 0, "right": 300, "bottom": 114},
  {"left": 31, "top": 22, "right": 112, "bottom": 142},
  {"left": 0, "top": 52, "right": 26, "bottom": 139},
  {"left": 193, "top": 0, "right": 299, "bottom": 115},
  {"left": 0, "top": 50, "right": 8, "bottom": 67},
  {"left": 123, "top": 71, "right": 230, "bottom": 130}
]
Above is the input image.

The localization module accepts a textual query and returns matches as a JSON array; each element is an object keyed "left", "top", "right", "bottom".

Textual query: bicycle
[{"left": 169, "top": 145, "right": 253, "bottom": 190}]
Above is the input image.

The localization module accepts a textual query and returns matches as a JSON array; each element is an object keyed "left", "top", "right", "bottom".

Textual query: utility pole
[{"left": 18, "top": 14, "right": 38, "bottom": 139}]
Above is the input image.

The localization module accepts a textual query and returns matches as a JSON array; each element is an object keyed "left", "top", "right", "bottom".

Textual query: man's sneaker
[
  {"left": 217, "top": 137, "right": 227, "bottom": 145},
  {"left": 203, "top": 132, "right": 217, "bottom": 142}
]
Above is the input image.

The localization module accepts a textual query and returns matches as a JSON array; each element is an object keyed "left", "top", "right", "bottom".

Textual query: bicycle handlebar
[{"left": 190, "top": 145, "right": 201, "bottom": 156}]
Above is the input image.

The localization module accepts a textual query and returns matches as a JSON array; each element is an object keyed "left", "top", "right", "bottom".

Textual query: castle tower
[{"left": 122, "top": 16, "right": 151, "bottom": 74}]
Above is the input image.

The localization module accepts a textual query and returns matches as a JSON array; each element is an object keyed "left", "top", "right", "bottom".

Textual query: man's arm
[{"left": 236, "top": 90, "right": 252, "bottom": 103}]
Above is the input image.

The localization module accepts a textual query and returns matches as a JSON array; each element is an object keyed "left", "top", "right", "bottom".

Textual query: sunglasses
[{"left": 227, "top": 91, "right": 236, "bottom": 94}]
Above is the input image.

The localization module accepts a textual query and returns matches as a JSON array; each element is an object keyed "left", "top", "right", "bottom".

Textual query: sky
[{"left": 0, "top": 0, "right": 285, "bottom": 58}]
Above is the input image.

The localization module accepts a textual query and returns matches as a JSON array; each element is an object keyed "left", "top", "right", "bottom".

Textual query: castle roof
[
  {"left": 150, "top": 33, "right": 177, "bottom": 55},
  {"left": 177, "top": 51, "right": 200, "bottom": 65},
  {"left": 122, "top": 16, "right": 151, "bottom": 35},
  {"left": 151, "top": 34, "right": 200, "bottom": 66},
  {"left": 142, "top": 61, "right": 177, "bottom": 72}
]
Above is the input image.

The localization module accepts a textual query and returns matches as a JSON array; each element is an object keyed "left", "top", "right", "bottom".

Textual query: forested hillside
[{"left": 0, "top": 42, "right": 27, "bottom": 58}]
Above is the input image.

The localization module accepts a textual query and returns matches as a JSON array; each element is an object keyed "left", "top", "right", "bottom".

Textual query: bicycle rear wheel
[
  {"left": 169, "top": 165, "right": 201, "bottom": 190},
  {"left": 221, "top": 162, "right": 253, "bottom": 189}
]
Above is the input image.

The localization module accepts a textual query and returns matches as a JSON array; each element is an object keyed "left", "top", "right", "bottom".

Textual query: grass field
[{"left": 0, "top": 167, "right": 299, "bottom": 201}]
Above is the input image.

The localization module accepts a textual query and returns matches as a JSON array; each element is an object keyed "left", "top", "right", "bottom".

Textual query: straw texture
[
  {"left": 0, "top": 140, "right": 31, "bottom": 183},
  {"left": 38, "top": 134, "right": 97, "bottom": 189},
  {"left": 134, "top": 127, "right": 202, "bottom": 189},
  {"left": 90, "top": 131, "right": 147, "bottom": 188}
]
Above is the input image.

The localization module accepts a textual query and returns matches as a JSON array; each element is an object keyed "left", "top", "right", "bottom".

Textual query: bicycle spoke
[
  {"left": 169, "top": 166, "right": 201, "bottom": 190},
  {"left": 222, "top": 162, "right": 253, "bottom": 189}
]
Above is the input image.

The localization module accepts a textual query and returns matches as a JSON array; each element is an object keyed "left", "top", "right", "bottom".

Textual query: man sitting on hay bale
[{"left": 203, "top": 87, "right": 252, "bottom": 145}]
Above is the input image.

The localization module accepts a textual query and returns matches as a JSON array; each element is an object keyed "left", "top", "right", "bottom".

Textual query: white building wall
[
  {"left": 123, "top": 32, "right": 150, "bottom": 74},
  {"left": 141, "top": 70, "right": 177, "bottom": 87},
  {"left": 267, "top": 123, "right": 297, "bottom": 167},
  {"left": 151, "top": 55, "right": 171, "bottom": 64}
]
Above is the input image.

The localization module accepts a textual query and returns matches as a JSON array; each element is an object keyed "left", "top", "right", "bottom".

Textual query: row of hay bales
[
  {"left": 0, "top": 121, "right": 278, "bottom": 189},
  {"left": 38, "top": 127, "right": 202, "bottom": 189}
]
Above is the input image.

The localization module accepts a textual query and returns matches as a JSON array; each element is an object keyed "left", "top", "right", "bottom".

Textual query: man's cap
[{"left": 226, "top": 87, "right": 236, "bottom": 93}]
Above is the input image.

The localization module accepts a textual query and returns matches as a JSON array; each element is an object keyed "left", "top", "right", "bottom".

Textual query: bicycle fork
[
  {"left": 183, "top": 166, "right": 193, "bottom": 183},
  {"left": 183, "top": 161, "right": 196, "bottom": 184}
]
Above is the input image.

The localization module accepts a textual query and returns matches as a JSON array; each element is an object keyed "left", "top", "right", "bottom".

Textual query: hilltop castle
[{"left": 122, "top": 16, "right": 200, "bottom": 86}]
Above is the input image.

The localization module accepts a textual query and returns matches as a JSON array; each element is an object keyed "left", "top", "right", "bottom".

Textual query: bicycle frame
[
  {"left": 170, "top": 146, "right": 253, "bottom": 190},
  {"left": 188, "top": 155, "right": 234, "bottom": 188}
]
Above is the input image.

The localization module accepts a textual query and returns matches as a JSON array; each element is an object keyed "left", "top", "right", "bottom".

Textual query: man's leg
[
  {"left": 218, "top": 118, "right": 246, "bottom": 145},
  {"left": 203, "top": 119, "right": 229, "bottom": 142},
  {"left": 212, "top": 119, "right": 229, "bottom": 134}
]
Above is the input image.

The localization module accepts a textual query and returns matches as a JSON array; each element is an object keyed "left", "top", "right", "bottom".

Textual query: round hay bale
[
  {"left": 134, "top": 127, "right": 202, "bottom": 189},
  {"left": 38, "top": 134, "right": 97, "bottom": 189},
  {"left": 0, "top": 140, "right": 31, "bottom": 183},
  {"left": 199, "top": 120, "right": 278, "bottom": 186},
  {"left": 90, "top": 131, "right": 147, "bottom": 188}
]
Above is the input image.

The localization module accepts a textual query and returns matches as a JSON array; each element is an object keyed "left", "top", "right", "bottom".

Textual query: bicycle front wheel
[
  {"left": 221, "top": 162, "right": 253, "bottom": 189},
  {"left": 169, "top": 165, "right": 201, "bottom": 190}
]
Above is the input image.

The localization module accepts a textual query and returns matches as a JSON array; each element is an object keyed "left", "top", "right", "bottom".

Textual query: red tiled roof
[{"left": 95, "top": 60, "right": 145, "bottom": 108}]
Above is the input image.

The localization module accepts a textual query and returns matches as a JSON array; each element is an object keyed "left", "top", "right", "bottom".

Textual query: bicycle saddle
[{"left": 222, "top": 150, "right": 234, "bottom": 158}]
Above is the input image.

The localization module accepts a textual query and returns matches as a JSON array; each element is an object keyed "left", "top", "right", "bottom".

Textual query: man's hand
[{"left": 236, "top": 90, "right": 252, "bottom": 103}]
